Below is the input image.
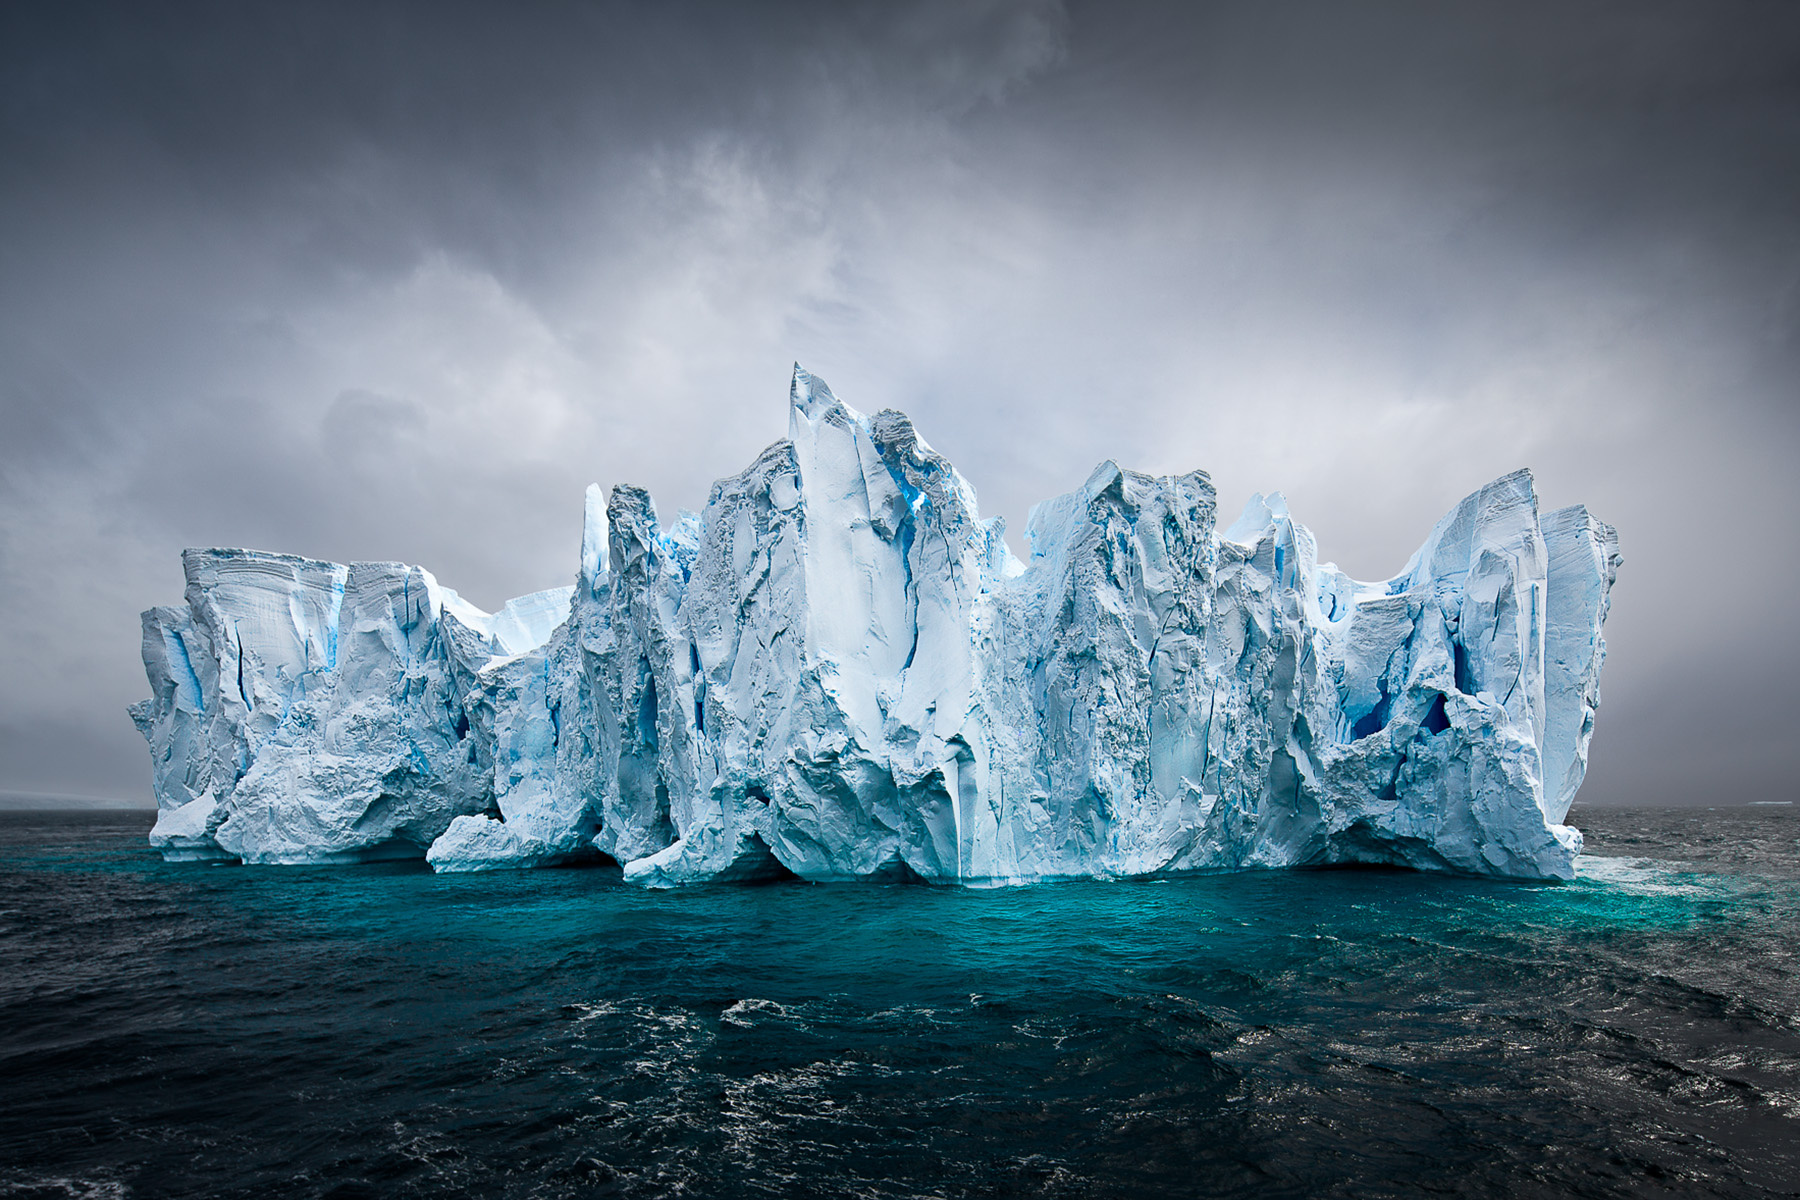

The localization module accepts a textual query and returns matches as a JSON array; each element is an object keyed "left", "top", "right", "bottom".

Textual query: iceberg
[{"left": 131, "top": 366, "right": 1621, "bottom": 882}]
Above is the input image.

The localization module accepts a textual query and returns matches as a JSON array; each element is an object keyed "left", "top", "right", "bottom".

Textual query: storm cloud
[{"left": 2, "top": 0, "right": 1796, "bottom": 807}]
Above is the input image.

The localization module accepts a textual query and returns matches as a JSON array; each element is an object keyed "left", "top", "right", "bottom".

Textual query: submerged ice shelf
[{"left": 132, "top": 367, "right": 1621, "bottom": 883}]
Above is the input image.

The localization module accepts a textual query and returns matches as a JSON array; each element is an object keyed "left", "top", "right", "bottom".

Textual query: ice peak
[
  {"left": 1224, "top": 491, "right": 1294, "bottom": 546},
  {"left": 789, "top": 362, "right": 840, "bottom": 420},
  {"left": 580, "top": 483, "right": 609, "bottom": 590}
]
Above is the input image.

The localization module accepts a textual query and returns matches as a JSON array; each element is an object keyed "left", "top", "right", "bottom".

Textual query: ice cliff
[{"left": 132, "top": 367, "right": 1621, "bottom": 882}]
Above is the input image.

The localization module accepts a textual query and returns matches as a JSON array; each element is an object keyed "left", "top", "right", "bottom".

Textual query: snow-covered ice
[{"left": 132, "top": 366, "right": 1621, "bottom": 882}]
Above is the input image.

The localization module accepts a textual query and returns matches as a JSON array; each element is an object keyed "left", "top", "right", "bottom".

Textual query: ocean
[{"left": 1, "top": 807, "right": 1796, "bottom": 1199}]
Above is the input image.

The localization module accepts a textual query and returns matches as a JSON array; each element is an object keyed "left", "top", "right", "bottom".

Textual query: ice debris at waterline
[{"left": 132, "top": 367, "right": 1621, "bottom": 883}]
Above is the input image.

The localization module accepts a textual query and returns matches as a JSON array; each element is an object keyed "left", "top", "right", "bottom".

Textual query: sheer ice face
[{"left": 132, "top": 366, "right": 1621, "bottom": 881}]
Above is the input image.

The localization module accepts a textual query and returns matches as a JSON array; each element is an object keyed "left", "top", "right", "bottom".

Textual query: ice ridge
[{"left": 131, "top": 366, "right": 1621, "bottom": 882}]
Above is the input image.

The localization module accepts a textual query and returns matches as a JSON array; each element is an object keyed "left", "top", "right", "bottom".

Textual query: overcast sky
[{"left": 2, "top": 0, "right": 1796, "bottom": 810}]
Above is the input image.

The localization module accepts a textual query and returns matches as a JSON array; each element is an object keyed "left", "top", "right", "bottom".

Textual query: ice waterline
[{"left": 130, "top": 366, "right": 1621, "bottom": 883}]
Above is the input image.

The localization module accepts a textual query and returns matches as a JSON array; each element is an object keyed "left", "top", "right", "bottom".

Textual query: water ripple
[{"left": 1, "top": 807, "right": 1796, "bottom": 1198}]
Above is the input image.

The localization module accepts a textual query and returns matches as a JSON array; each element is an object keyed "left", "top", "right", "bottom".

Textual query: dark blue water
[{"left": 2, "top": 808, "right": 1797, "bottom": 1199}]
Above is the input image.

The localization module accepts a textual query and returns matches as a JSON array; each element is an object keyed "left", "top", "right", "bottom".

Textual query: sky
[{"left": 1, "top": 0, "right": 1796, "bottom": 810}]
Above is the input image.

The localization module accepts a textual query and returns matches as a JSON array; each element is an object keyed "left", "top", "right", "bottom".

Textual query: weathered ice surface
[{"left": 133, "top": 367, "right": 1621, "bottom": 882}]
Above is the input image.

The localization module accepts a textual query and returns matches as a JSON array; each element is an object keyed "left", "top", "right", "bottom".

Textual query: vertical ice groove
[{"left": 132, "top": 369, "right": 1618, "bottom": 880}]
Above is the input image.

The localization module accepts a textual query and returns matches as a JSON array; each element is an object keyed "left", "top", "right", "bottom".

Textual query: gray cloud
[{"left": 2, "top": 0, "right": 1795, "bottom": 810}]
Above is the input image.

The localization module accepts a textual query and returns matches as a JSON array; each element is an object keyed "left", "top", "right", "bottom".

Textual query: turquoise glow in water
[{"left": 2, "top": 807, "right": 1797, "bottom": 1198}]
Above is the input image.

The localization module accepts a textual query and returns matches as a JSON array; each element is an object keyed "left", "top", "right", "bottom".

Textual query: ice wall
[{"left": 132, "top": 367, "right": 1621, "bottom": 881}]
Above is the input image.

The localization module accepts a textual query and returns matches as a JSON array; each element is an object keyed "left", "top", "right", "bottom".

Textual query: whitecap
[
  {"left": 1574, "top": 854, "right": 1712, "bottom": 897},
  {"left": 721, "top": 997, "right": 791, "bottom": 1027}
]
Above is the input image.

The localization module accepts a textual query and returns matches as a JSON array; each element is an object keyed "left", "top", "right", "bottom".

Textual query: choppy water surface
[{"left": 1, "top": 807, "right": 1796, "bottom": 1199}]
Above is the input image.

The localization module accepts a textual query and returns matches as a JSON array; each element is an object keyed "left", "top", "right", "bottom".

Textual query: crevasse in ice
[{"left": 131, "top": 367, "right": 1621, "bottom": 883}]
